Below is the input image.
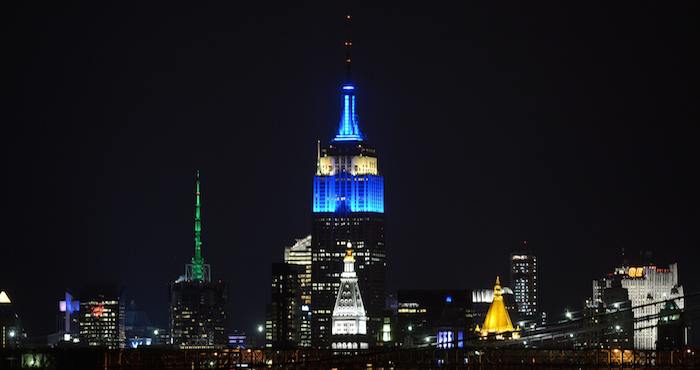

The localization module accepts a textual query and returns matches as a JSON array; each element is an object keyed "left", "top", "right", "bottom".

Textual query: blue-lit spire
[
  {"left": 333, "top": 84, "right": 363, "bottom": 142},
  {"left": 334, "top": 14, "right": 363, "bottom": 142}
]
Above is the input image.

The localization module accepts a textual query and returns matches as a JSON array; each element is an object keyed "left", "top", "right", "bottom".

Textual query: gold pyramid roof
[
  {"left": 0, "top": 291, "right": 11, "bottom": 304},
  {"left": 479, "top": 276, "right": 518, "bottom": 337}
]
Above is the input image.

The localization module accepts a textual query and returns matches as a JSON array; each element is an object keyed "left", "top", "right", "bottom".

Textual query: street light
[
  {"left": 8, "top": 330, "right": 16, "bottom": 338},
  {"left": 407, "top": 325, "right": 413, "bottom": 332},
  {"left": 257, "top": 324, "right": 264, "bottom": 333},
  {"left": 153, "top": 329, "right": 159, "bottom": 336},
  {"left": 565, "top": 311, "right": 573, "bottom": 320}
]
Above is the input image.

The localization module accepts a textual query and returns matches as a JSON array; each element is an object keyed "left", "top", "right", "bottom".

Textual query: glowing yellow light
[
  {"left": 628, "top": 267, "right": 644, "bottom": 278},
  {"left": 478, "top": 276, "right": 519, "bottom": 338}
]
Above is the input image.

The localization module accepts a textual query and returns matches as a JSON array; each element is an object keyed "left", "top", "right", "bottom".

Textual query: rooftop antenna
[
  {"left": 344, "top": 13, "right": 353, "bottom": 82},
  {"left": 316, "top": 139, "right": 321, "bottom": 175},
  {"left": 621, "top": 247, "right": 626, "bottom": 264}
]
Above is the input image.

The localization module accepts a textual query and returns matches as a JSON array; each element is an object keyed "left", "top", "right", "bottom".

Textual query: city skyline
[{"left": 3, "top": 2, "right": 698, "bottom": 345}]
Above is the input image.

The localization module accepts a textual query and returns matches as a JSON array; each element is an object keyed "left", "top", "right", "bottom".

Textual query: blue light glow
[
  {"left": 334, "top": 85, "right": 363, "bottom": 142},
  {"left": 437, "top": 331, "right": 454, "bottom": 349},
  {"left": 445, "top": 296, "right": 453, "bottom": 303},
  {"left": 313, "top": 173, "right": 384, "bottom": 213}
]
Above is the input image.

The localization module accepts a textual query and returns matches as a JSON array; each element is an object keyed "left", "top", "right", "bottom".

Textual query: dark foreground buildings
[
  {"left": 266, "top": 263, "right": 304, "bottom": 349},
  {"left": 395, "top": 290, "right": 472, "bottom": 348},
  {"left": 0, "top": 291, "right": 22, "bottom": 349},
  {"left": 169, "top": 172, "right": 227, "bottom": 349}
]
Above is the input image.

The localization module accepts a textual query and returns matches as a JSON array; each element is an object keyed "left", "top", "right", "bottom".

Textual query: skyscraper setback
[{"left": 310, "top": 27, "right": 387, "bottom": 347}]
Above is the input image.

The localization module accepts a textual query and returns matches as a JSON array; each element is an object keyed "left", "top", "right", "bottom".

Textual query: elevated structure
[
  {"left": 331, "top": 246, "right": 368, "bottom": 350},
  {"left": 477, "top": 277, "right": 520, "bottom": 340},
  {"left": 311, "top": 14, "right": 386, "bottom": 348},
  {"left": 170, "top": 172, "right": 227, "bottom": 349}
]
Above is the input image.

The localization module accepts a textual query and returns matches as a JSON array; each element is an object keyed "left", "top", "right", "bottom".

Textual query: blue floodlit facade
[
  {"left": 313, "top": 84, "right": 384, "bottom": 214},
  {"left": 313, "top": 174, "right": 384, "bottom": 213}
]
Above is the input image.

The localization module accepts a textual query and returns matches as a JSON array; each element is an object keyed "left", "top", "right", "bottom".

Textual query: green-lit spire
[{"left": 191, "top": 170, "right": 205, "bottom": 281}]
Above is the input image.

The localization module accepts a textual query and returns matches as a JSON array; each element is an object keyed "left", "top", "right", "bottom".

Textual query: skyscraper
[
  {"left": 283, "top": 235, "right": 312, "bottom": 347},
  {"left": 510, "top": 242, "right": 538, "bottom": 322},
  {"left": 592, "top": 262, "right": 685, "bottom": 349},
  {"left": 266, "top": 262, "right": 303, "bottom": 349},
  {"left": 311, "top": 22, "right": 387, "bottom": 347},
  {"left": 169, "top": 172, "right": 227, "bottom": 349},
  {"left": 77, "top": 286, "right": 125, "bottom": 349}
]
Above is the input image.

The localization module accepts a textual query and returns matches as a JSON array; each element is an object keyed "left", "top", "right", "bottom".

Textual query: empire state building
[{"left": 310, "top": 40, "right": 387, "bottom": 348}]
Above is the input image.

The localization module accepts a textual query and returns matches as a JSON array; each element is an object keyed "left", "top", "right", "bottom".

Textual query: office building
[
  {"left": 656, "top": 300, "right": 687, "bottom": 350},
  {"left": 395, "top": 289, "right": 472, "bottom": 348},
  {"left": 284, "top": 235, "right": 312, "bottom": 347},
  {"left": 311, "top": 29, "right": 387, "bottom": 348},
  {"left": 125, "top": 300, "right": 167, "bottom": 348},
  {"left": 169, "top": 172, "right": 227, "bottom": 349},
  {"left": 266, "top": 262, "right": 304, "bottom": 348},
  {"left": 510, "top": 244, "right": 538, "bottom": 323},
  {"left": 578, "top": 277, "right": 634, "bottom": 349},
  {"left": 592, "top": 262, "right": 685, "bottom": 349},
  {"left": 78, "top": 286, "right": 125, "bottom": 349}
]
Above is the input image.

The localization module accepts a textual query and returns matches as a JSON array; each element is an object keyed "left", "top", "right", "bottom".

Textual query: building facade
[
  {"left": 510, "top": 246, "right": 538, "bottom": 323},
  {"left": 592, "top": 263, "right": 685, "bottom": 349},
  {"left": 395, "top": 289, "right": 472, "bottom": 348},
  {"left": 77, "top": 286, "right": 125, "bottom": 349},
  {"left": 283, "top": 235, "right": 312, "bottom": 347},
  {"left": 331, "top": 247, "right": 368, "bottom": 350},
  {"left": 169, "top": 172, "right": 227, "bottom": 349},
  {"left": 266, "top": 262, "right": 303, "bottom": 349},
  {"left": 310, "top": 78, "right": 387, "bottom": 347},
  {"left": 578, "top": 277, "right": 634, "bottom": 349}
]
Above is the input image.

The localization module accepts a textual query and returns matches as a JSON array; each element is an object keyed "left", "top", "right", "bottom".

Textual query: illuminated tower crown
[
  {"left": 331, "top": 243, "right": 368, "bottom": 349},
  {"left": 478, "top": 276, "right": 520, "bottom": 339},
  {"left": 185, "top": 171, "right": 211, "bottom": 282}
]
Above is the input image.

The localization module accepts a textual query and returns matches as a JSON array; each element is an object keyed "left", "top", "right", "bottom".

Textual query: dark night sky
[{"left": 3, "top": 2, "right": 699, "bottom": 338}]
